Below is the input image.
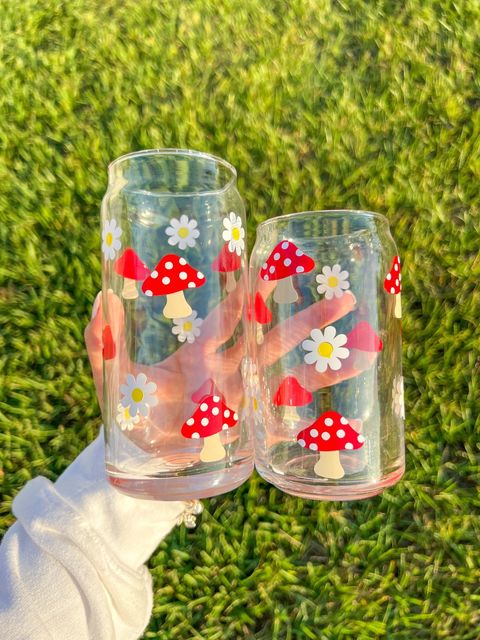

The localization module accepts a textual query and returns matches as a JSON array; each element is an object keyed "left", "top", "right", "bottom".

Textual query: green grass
[{"left": 1, "top": 0, "right": 479, "bottom": 637}]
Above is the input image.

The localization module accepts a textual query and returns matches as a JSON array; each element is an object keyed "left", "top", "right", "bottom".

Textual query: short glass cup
[
  {"left": 101, "top": 149, "right": 252, "bottom": 500},
  {"left": 248, "top": 210, "right": 405, "bottom": 500}
]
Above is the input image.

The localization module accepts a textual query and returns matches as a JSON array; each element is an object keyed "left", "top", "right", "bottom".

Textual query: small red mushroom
[
  {"left": 274, "top": 376, "right": 312, "bottom": 422},
  {"left": 259, "top": 241, "right": 315, "bottom": 304},
  {"left": 346, "top": 321, "right": 383, "bottom": 352},
  {"left": 191, "top": 379, "right": 225, "bottom": 403},
  {"left": 142, "top": 254, "right": 206, "bottom": 320},
  {"left": 181, "top": 394, "right": 238, "bottom": 462},
  {"left": 296, "top": 410, "right": 365, "bottom": 479},
  {"left": 114, "top": 248, "right": 150, "bottom": 300},
  {"left": 254, "top": 292, "right": 272, "bottom": 344},
  {"left": 211, "top": 242, "right": 241, "bottom": 293},
  {"left": 383, "top": 256, "right": 402, "bottom": 318},
  {"left": 102, "top": 325, "right": 116, "bottom": 360}
]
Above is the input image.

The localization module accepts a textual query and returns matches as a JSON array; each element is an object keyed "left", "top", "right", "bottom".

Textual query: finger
[
  {"left": 207, "top": 336, "right": 245, "bottom": 376},
  {"left": 292, "top": 348, "right": 377, "bottom": 393},
  {"left": 200, "top": 279, "right": 246, "bottom": 350},
  {"left": 259, "top": 291, "right": 356, "bottom": 367}
]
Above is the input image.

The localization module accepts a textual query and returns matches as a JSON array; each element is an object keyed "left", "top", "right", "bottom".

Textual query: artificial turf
[{"left": 1, "top": 0, "right": 479, "bottom": 638}]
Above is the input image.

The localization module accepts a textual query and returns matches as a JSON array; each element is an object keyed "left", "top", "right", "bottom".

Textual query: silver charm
[{"left": 176, "top": 500, "right": 204, "bottom": 528}]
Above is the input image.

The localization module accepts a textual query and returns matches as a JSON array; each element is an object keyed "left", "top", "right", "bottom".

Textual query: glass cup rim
[
  {"left": 256, "top": 209, "right": 389, "bottom": 232},
  {"left": 108, "top": 148, "right": 238, "bottom": 197}
]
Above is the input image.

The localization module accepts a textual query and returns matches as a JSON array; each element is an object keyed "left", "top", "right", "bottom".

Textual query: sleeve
[{"left": 0, "top": 430, "right": 190, "bottom": 640}]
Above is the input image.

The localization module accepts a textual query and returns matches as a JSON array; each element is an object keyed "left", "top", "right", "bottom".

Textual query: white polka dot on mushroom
[
  {"left": 298, "top": 438, "right": 306, "bottom": 447},
  {"left": 386, "top": 273, "right": 391, "bottom": 280},
  {"left": 179, "top": 257, "right": 186, "bottom": 266},
  {"left": 262, "top": 263, "right": 267, "bottom": 270},
  {"left": 200, "top": 403, "right": 208, "bottom": 411},
  {"left": 145, "top": 290, "right": 153, "bottom": 297},
  {"left": 357, "top": 435, "right": 365, "bottom": 443},
  {"left": 340, "top": 417, "right": 348, "bottom": 425},
  {"left": 310, "top": 428, "right": 318, "bottom": 437},
  {"left": 197, "top": 271, "right": 204, "bottom": 279},
  {"left": 165, "top": 261, "right": 173, "bottom": 270},
  {"left": 336, "top": 429, "right": 345, "bottom": 438},
  {"left": 222, "top": 423, "right": 229, "bottom": 430},
  {"left": 284, "top": 258, "right": 291, "bottom": 267},
  {"left": 192, "top": 432, "right": 200, "bottom": 439},
  {"left": 269, "top": 266, "right": 275, "bottom": 274},
  {"left": 179, "top": 272, "right": 187, "bottom": 280},
  {"left": 213, "top": 396, "right": 220, "bottom": 402},
  {"left": 394, "top": 264, "right": 399, "bottom": 271},
  {"left": 162, "top": 277, "right": 170, "bottom": 285},
  {"left": 212, "top": 407, "right": 219, "bottom": 416},
  {"left": 186, "top": 418, "right": 194, "bottom": 426},
  {"left": 263, "top": 275, "right": 269, "bottom": 281},
  {"left": 281, "top": 241, "right": 289, "bottom": 250},
  {"left": 324, "top": 418, "right": 333, "bottom": 427},
  {"left": 296, "top": 266, "right": 304, "bottom": 273},
  {"left": 224, "top": 410, "right": 230, "bottom": 418},
  {"left": 201, "top": 418, "right": 209, "bottom": 426},
  {"left": 273, "top": 253, "right": 280, "bottom": 260},
  {"left": 390, "top": 287, "right": 395, "bottom": 294},
  {"left": 233, "top": 412, "right": 238, "bottom": 420},
  {"left": 345, "top": 442, "right": 353, "bottom": 450},
  {"left": 150, "top": 270, "right": 158, "bottom": 279},
  {"left": 188, "top": 282, "right": 196, "bottom": 288},
  {"left": 296, "top": 249, "right": 303, "bottom": 256},
  {"left": 309, "top": 443, "right": 318, "bottom": 451},
  {"left": 321, "top": 432, "right": 330, "bottom": 440}
]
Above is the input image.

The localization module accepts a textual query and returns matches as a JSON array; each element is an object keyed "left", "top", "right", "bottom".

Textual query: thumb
[{"left": 84, "top": 291, "right": 104, "bottom": 405}]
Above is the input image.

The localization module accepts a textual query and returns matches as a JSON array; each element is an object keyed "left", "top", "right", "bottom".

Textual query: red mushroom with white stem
[
  {"left": 254, "top": 292, "right": 272, "bottom": 344},
  {"left": 383, "top": 255, "right": 402, "bottom": 319},
  {"left": 114, "top": 248, "right": 150, "bottom": 300},
  {"left": 260, "top": 240, "right": 315, "bottom": 304},
  {"left": 181, "top": 394, "right": 238, "bottom": 462},
  {"left": 296, "top": 410, "right": 365, "bottom": 479},
  {"left": 142, "top": 254, "right": 206, "bottom": 320},
  {"left": 346, "top": 320, "right": 383, "bottom": 369},
  {"left": 211, "top": 243, "right": 241, "bottom": 293},
  {"left": 274, "top": 375, "right": 312, "bottom": 422}
]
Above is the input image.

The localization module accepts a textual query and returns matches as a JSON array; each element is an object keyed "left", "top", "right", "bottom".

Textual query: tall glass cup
[
  {"left": 101, "top": 149, "right": 252, "bottom": 500},
  {"left": 249, "top": 210, "right": 404, "bottom": 500}
]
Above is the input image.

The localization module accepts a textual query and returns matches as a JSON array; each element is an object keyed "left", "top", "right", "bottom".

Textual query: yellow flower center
[
  {"left": 327, "top": 276, "right": 339, "bottom": 288},
  {"left": 106, "top": 232, "right": 113, "bottom": 246},
  {"left": 178, "top": 226, "right": 189, "bottom": 239},
  {"left": 183, "top": 321, "right": 193, "bottom": 331},
  {"left": 232, "top": 227, "right": 241, "bottom": 241},
  {"left": 253, "top": 397, "right": 258, "bottom": 411},
  {"left": 123, "top": 407, "right": 131, "bottom": 419},
  {"left": 317, "top": 341, "right": 334, "bottom": 358},
  {"left": 131, "top": 387, "right": 144, "bottom": 403}
]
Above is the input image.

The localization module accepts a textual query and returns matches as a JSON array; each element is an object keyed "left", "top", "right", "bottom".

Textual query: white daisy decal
[
  {"left": 171, "top": 310, "right": 203, "bottom": 344},
  {"left": 116, "top": 403, "right": 140, "bottom": 431},
  {"left": 120, "top": 373, "right": 158, "bottom": 417},
  {"left": 302, "top": 326, "right": 350, "bottom": 373},
  {"left": 392, "top": 376, "right": 405, "bottom": 419},
  {"left": 165, "top": 215, "right": 200, "bottom": 250},
  {"left": 316, "top": 264, "right": 350, "bottom": 300},
  {"left": 102, "top": 218, "right": 122, "bottom": 261},
  {"left": 222, "top": 211, "right": 245, "bottom": 256}
]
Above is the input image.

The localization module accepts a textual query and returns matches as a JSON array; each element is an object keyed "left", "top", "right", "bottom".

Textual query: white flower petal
[
  {"left": 302, "top": 339, "right": 317, "bottom": 352},
  {"left": 304, "top": 351, "right": 318, "bottom": 365},
  {"left": 323, "top": 325, "right": 337, "bottom": 341},
  {"left": 310, "top": 329, "right": 323, "bottom": 342},
  {"left": 335, "top": 347, "right": 350, "bottom": 360},
  {"left": 329, "top": 357, "right": 342, "bottom": 371},
  {"left": 334, "top": 333, "right": 348, "bottom": 347},
  {"left": 315, "top": 358, "right": 328, "bottom": 373}
]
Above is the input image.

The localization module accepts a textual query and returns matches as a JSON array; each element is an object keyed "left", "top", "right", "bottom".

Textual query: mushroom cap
[
  {"left": 191, "top": 379, "right": 225, "bottom": 404},
  {"left": 102, "top": 325, "right": 116, "bottom": 360},
  {"left": 114, "top": 248, "right": 150, "bottom": 281},
  {"left": 211, "top": 242, "right": 242, "bottom": 273},
  {"left": 142, "top": 254, "right": 206, "bottom": 297},
  {"left": 181, "top": 394, "right": 238, "bottom": 439},
  {"left": 259, "top": 240, "right": 315, "bottom": 282},
  {"left": 296, "top": 410, "right": 365, "bottom": 452},
  {"left": 383, "top": 256, "right": 401, "bottom": 294},
  {"left": 254, "top": 292, "right": 272, "bottom": 324},
  {"left": 274, "top": 376, "right": 312, "bottom": 407},
  {"left": 346, "top": 321, "right": 383, "bottom": 352}
]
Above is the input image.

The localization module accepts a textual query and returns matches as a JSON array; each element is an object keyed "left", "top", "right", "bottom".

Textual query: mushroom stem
[
  {"left": 273, "top": 276, "right": 298, "bottom": 304},
  {"left": 225, "top": 271, "right": 236, "bottom": 293},
  {"left": 256, "top": 323, "right": 264, "bottom": 345},
  {"left": 200, "top": 432, "right": 226, "bottom": 462},
  {"left": 282, "top": 405, "right": 300, "bottom": 422},
  {"left": 314, "top": 450, "right": 344, "bottom": 479},
  {"left": 163, "top": 290, "right": 192, "bottom": 319},
  {"left": 122, "top": 277, "right": 139, "bottom": 300},
  {"left": 394, "top": 293, "right": 402, "bottom": 319}
]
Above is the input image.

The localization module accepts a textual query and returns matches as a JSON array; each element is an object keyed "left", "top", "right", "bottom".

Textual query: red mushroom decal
[
  {"left": 296, "top": 410, "right": 365, "bottom": 479},
  {"left": 211, "top": 243, "right": 241, "bottom": 293},
  {"left": 274, "top": 376, "right": 313, "bottom": 422},
  {"left": 102, "top": 325, "right": 116, "bottom": 360},
  {"left": 254, "top": 292, "right": 272, "bottom": 344},
  {"left": 114, "top": 248, "right": 150, "bottom": 300},
  {"left": 142, "top": 254, "right": 206, "bottom": 320},
  {"left": 346, "top": 321, "right": 383, "bottom": 352},
  {"left": 383, "top": 255, "right": 402, "bottom": 319},
  {"left": 260, "top": 241, "right": 315, "bottom": 304},
  {"left": 181, "top": 394, "right": 238, "bottom": 462}
]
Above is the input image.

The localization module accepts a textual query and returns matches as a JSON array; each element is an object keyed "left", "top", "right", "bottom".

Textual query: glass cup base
[
  {"left": 255, "top": 462, "right": 404, "bottom": 501},
  {"left": 107, "top": 457, "right": 254, "bottom": 501}
]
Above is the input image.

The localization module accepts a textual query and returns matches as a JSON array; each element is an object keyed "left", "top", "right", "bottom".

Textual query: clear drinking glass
[
  {"left": 248, "top": 210, "right": 405, "bottom": 500},
  {"left": 101, "top": 149, "right": 252, "bottom": 500}
]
